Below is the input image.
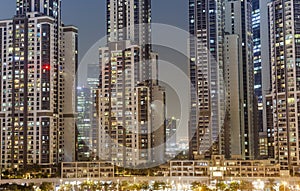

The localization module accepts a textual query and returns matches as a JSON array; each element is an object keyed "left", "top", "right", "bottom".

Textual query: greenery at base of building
[
  {"left": 0, "top": 182, "right": 53, "bottom": 191},
  {"left": 1, "top": 164, "right": 61, "bottom": 179}
]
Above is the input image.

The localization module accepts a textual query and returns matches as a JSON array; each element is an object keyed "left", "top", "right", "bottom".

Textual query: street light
[
  {"left": 257, "top": 179, "right": 264, "bottom": 191},
  {"left": 282, "top": 181, "right": 287, "bottom": 191},
  {"left": 117, "top": 179, "right": 120, "bottom": 191}
]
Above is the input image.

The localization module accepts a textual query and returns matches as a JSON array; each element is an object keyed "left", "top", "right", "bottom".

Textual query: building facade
[
  {"left": 0, "top": 0, "right": 77, "bottom": 172},
  {"left": 62, "top": 25, "right": 78, "bottom": 163},
  {"left": 169, "top": 156, "right": 280, "bottom": 178},
  {"left": 223, "top": 0, "right": 257, "bottom": 159},
  {"left": 76, "top": 87, "right": 96, "bottom": 161},
  {"left": 97, "top": 0, "right": 165, "bottom": 167},
  {"left": 88, "top": 65, "right": 100, "bottom": 161},
  {"left": 267, "top": 0, "right": 300, "bottom": 171},
  {"left": 252, "top": 0, "right": 272, "bottom": 159},
  {"left": 165, "top": 117, "right": 177, "bottom": 158},
  {"left": 188, "top": 0, "right": 226, "bottom": 159},
  {"left": 61, "top": 161, "right": 114, "bottom": 179},
  {"left": 223, "top": 34, "right": 241, "bottom": 158}
]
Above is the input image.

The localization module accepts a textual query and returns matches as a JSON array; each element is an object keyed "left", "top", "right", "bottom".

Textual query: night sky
[{"left": 0, "top": 0, "right": 188, "bottom": 59}]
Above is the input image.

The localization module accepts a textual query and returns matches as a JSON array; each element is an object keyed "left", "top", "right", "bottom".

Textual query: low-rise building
[
  {"left": 61, "top": 161, "right": 114, "bottom": 179},
  {"left": 170, "top": 155, "right": 281, "bottom": 178}
]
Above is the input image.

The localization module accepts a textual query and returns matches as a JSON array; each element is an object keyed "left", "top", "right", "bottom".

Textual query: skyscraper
[
  {"left": 188, "top": 0, "right": 226, "bottom": 159},
  {"left": 16, "top": 0, "right": 61, "bottom": 19},
  {"left": 106, "top": 0, "right": 151, "bottom": 45},
  {"left": 188, "top": 0, "right": 258, "bottom": 160},
  {"left": 76, "top": 87, "right": 95, "bottom": 161},
  {"left": 252, "top": 0, "right": 272, "bottom": 159},
  {"left": 76, "top": 64, "right": 99, "bottom": 161},
  {"left": 86, "top": 63, "right": 100, "bottom": 160},
  {"left": 0, "top": 0, "right": 77, "bottom": 172},
  {"left": 98, "top": 0, "right": 165, "bottom": 167},
  {"left": 223, "top": 0, "right": 257, "bottom": 159},
  {"left": 267, "top": 0, "right": 300, "bottom": 171},
  {"left": 106, "top": 0, "right": 152, "bottom": 83}
]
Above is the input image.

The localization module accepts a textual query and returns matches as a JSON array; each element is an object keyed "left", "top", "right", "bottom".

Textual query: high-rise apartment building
[
  {"left": 188, "top": 0, "right": 259, "bottom": 160},
  {"left": 106, "top": 0, "right": 152, "bottom": 83},
  {"left": 188, "top": 0, "right": 226, "bottom": 159},
  {"left": 252, "top": 0, "right": 262, "bottom": 133},
  {"left": 223, "top": 0, "right": 258, "bottom": 159},
  {"left": 98, "top": 0, "right": 165, "bottom": 167},
  {"left": 0, "top": 0, "right": 77, "bottom": 172},
  {"left": 252, "top": 0, "right": 272, "bottom": 159},
  {"left": 16, "top": 0, "right": 61, "bottom": 19},
  {"left": 106, "top": 0, "right": 151, "bottom": 43},
  {"left": 223, "top": 34, "right": 241, "bottom": 158},
  {"left": 267, "top": 0, "right": 300, "bottom": 171},
  {"left": 62, "top": 25, "right": 78, "bottom": 163}
]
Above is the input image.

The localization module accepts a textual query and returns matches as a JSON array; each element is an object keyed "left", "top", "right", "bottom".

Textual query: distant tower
[
  {"left": 98, "top": 0, "right": 165, "bottom": 167},
  {"left": 0, "top": 0, "right": 77, "bottom": 172},
  {"left": 165, "top": 117, "right": 177, "bottom": 158},
  {"left": 76, "top": 87, "right": 94, "bottom": 161}
]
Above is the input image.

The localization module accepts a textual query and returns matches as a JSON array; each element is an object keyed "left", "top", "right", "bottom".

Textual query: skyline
[
  {"left": 0, "top": 0, "right": 188, "bottom": 60},
  {"left": 0, "top": 0, "right": 300, "bottom": 182},
  {"left": 0, "top": 0, "right": 188, "bottom": 120}
]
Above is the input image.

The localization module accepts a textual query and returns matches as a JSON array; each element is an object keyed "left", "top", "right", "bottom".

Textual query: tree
[
  {"left": 120, "top": 180, "right": 130, "bottom": 191},
  {"left": 58, "top": 184, "right": 72, "bottom": 191},
  {"left": 190, "top": 181, "right": 211, "bottom": 191},
  {"left": 100, "top": 182, "right": 111, "bottom": 191},
  {"left": 216, "top": 182, "right": 227, "bottom": 191},
  {"left": 152, "top": 181, "right": 165, "bottom": 190},
  {"left": 229, "top": 182, "right": 240, "bottom": 191},
  {"left": 240, "top": 181, "right": 254, "bottom": 191},
  {"left": 40, "top": 182, "right": 54, "bottom": 191},
  {"left": 140, "top": 181, "right": 150, "bottom": 190},
  {"left": 0, "top": 183, "right": 33, "bottom": 191},
  {"left": 279, "top": 184, "right": 290, "bottom": 191},
  {"left": 127, "top": 183, "right": 142, "bottom": 191},
  {"left": 265, "top": 179, "right": 276, "bottom": 191}
]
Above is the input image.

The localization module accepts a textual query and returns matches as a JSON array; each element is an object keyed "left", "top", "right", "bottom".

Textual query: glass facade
[
  {"left": 76, "top": 87, "right": 95, "bottom": 161},
  {"left": 252, "top": 0, "right": 263, "bottom": 133}
]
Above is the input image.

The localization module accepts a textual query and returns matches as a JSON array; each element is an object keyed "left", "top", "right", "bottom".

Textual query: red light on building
[{"left": 43, "top": 64, "right": 50, "bottom": 70}]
